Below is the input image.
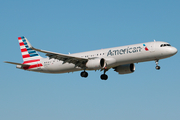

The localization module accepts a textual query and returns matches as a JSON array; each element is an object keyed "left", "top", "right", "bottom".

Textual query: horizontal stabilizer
[{"left": 4, "top": 61, "right": 30, "bottom": 67}]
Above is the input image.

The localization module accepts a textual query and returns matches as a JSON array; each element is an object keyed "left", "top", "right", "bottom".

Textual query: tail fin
[{"left": 18, "top": 36, "right": 42, "bottom": 64}]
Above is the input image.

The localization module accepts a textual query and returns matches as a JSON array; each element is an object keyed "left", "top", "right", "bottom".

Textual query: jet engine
[
  {"left": 86, "top": 58, "right": 106, "bottom": 70},
  {"left": 114, "top": 63, "right": 135, "bottom": 74}
]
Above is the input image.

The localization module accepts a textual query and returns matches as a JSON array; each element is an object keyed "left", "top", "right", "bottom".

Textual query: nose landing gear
[{"left": 155, "top": 60, "right": 161, "bottom": 70}]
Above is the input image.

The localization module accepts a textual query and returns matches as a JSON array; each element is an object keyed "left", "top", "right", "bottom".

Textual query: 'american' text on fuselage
[{"left": 107, "top": 46, "right": 142, "bottom": 56}]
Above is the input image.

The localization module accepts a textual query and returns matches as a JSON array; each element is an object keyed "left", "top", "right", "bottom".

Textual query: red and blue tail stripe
[
  {"left": 18, "top": 37, "right": 39, "bottom": 58},
  {"left": 18, "top": 36, "right": 43, "bottom": 70}
]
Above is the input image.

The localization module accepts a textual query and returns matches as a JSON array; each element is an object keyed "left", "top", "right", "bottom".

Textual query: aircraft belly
[{"left": 43, "top": 62, "right": 81, "bottom": 73}]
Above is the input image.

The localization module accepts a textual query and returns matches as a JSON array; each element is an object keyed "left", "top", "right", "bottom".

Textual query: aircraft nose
[{"left": 170, "top": 47, "right": 178, "bottom": 55}]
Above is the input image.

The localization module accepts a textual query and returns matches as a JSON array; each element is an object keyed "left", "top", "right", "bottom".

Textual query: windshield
[{"left": 160, "top": 44, "right": 171, "bottom": 47}]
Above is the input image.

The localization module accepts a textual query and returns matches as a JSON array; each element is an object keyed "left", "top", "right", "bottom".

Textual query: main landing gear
[
  {"left": 81, "top": 70, "right": 88, "bottom": 78},
  {"left": 155, "top": 60, "right": 161, "bottom": 70},
  {"left": 100, "top": 69, "right": 108, "bottom": 80},
  {"left": 101, "top": 74, "right": 108, "bottom": 80},
  {"left": 80, "top": 69, "right": 109, "bottom": 80}
]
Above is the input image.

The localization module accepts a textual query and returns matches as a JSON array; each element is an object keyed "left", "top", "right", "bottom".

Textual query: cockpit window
[{"left": 160, "top": 44, "right": 171, "bottom": 47}]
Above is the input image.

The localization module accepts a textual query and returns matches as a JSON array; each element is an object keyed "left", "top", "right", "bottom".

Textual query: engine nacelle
[
  {"left": 86, "top": 58, "right": 106, "bottom": 70},
  {"left": 114, "top": 63, "right": 135, "bottom": 74}
]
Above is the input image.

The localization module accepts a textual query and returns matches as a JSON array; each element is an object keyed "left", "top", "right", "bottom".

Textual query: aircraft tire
[
  {"left": 156, "top": 66, "right": 161, "bottom": 70},
  {"left": 101, "top": 74, "right": 108, "bottom": 80},
  {"left": 81, "top": 71, "right": 88, "bottom": 78}
]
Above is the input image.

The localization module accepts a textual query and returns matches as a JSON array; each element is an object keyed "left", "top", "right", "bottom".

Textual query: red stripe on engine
[
  {"left": 23, "top": 63, "right": 43, "bottom": 70},
  {"left": 23, "top": 59, "right": 40, "bottom": 64},
  {"left": 22, "top": 54, "right": 30, "bottom": 58},
  {"left": 21, "top": 48, "right": 27, "bottom": 52},
  {"left": 19, "top": 42, "right": 24, "bottom": 46}
]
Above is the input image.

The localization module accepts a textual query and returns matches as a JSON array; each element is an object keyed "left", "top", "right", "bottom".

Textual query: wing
[
  {"left": 30, "top": 46, "right": 88, "bottom": 68},
  {"left": 25, "top": 37, "right": 88, "bottom": 68}
]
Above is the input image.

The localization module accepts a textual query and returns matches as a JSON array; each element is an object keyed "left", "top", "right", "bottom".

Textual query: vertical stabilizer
[{"left": 18, "top": 36, "right": 43, "bottom": 69}]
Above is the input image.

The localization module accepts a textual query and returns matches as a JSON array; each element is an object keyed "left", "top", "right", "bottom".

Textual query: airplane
[{"left": 5, "top": 36, "right": 178, "bottom": 80}]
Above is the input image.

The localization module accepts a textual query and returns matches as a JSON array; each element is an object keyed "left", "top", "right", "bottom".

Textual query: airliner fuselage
[
  {"left": 32, "top": 41, "right": 177, "bottom": 73},
  {"left": 5, "top": 37, "right": 178, "bottom": 80}
]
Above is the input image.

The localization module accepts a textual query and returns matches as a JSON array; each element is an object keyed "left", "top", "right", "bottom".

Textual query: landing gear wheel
[
  {"left": 81, "top": 71, "right": 88, "bottom": 78},
  {"left": 156, "top": 66, "right": 161, "bottom": 70},
  {"left": 155, "top": 60, "right": 160, "bottom": 70},
  {"left": 101, "top": 74, "right": 108, "bottom": 80}
]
